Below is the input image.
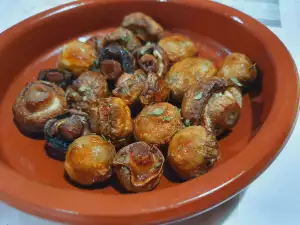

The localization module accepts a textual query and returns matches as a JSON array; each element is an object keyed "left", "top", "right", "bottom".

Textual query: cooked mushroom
[
  {"left": 217, "top": 52, "right": 257, "bottom": 87},
  {"left": 158, "top": 34, "right": 198, "bottom": 63},
  {"left": 181, "top": 78, "right": 242, "bottom": 135},
  {"left": 66, "top": 71, "right": 109, "bottom": 112},
  {"left": 134, "top": 102, "right": 183, "bottom": 145},
  {"left": 86, "top": 35, "right": 104, "bottom": 53},
  {"left": 102, "top": 27, "right": 142, "bottom": 52},
  {"left": 121, "top": 12, "right": 164, "bottom": 42},
  {"left": 87, "top": 97, "right": 133, "bottom": 148},
  {"left": 38, "top": 68, "right": 73, "bottom": 90},
  {"left": 13, "top": 81, "right": 67, "bottom": 134},
  {"left": 164, "top": 57, "right": 217, "bottom": 102},
  {"left": 168, "top": 126, "right": 219, "bottom": 180},
  {"left": 113, "top": 141, "right": 164, "bottom": 192},
  {"left": 64, "top": 135, "right": 116, "bottom": 185},
  {"left": 44, "top": 110, "right": 91, "bottom": 161},
  {"left": 133, "top": 43, "right": 169, "bottom": 77},
  {"left": 139, "top": 72, "right": 170, "bottom": 105},
  {"left": 91, "top": 44, "right": 136, "bottom": 80},
  {"left": 57, "top": 40, "right": 97, "bottom": 78},
  {"left": 112, "top": 70, "right": 147, "bottom": 106}
]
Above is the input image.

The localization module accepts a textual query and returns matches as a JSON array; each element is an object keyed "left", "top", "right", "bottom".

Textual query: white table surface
[{"left": 1, "top": 0, "right": 300, "bottom": 225}]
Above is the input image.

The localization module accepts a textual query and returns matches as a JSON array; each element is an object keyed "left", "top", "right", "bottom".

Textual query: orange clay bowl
[{"left": 0, "top": 0, "right": 299, "bottom": 224}]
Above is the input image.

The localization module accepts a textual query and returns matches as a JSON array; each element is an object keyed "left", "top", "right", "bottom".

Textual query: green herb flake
[
  {"left": 162, "top": 116, "right": 172, "bottom": 121},
  {"left": 100, "top": 134, "right": 110, "bottom": 142},
  {"left": 230, "top": 77, "right": 243, "bottom": 87},
  {"left": 178, "top": 145, "right": 182, "bottom": 150},
  {"left": 194, "top": 92, "right": 203, "bottom": 100},
  {"left": 78, "top": 86, "right": 88, "bottom": 92},
  {"left": 121, "top": 88, "right": 127, "bottom": 94},
  {"left": 148, "top": 107, "right": 165, "bottom": 116},
  {"left": 184, "top": 119, "right": 191, "bottom": 127},
  {"left": 154, "top": 161, "right": 161, "bottom": 169}
]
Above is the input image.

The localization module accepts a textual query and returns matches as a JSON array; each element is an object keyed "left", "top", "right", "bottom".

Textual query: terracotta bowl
[{"left": 0, "top": 0, "right": 298, "bottom": 224}]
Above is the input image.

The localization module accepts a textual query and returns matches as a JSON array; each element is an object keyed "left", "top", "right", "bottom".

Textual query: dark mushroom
[
  {"left": 121, "top": 12, "right": 164, "bottom": 42},
  {"left": 44, "top": 110, "right": 91, "bottom": 161},
  {"left": 64, "top": 135, "right": 116, "bottom": 185},
  {"left": 113, "top": 142, "right": 164, "bottom": 192},
  {"left": 38, "top": 68, "right": 73, "bottom": 90},
  {"left": 181, "top": 77, "right": 242, "bottom": 135},
  {"left": 12, "top": 81, "right": 67, "bottom": 135},
  {"left": 217, "top": 52, "right": 257, "bottom": 87},
  {"left": 91, "top": 44, "right": 136, "bottom": 80},
  {"left": 133, "top": 43, "right": 169, "bottom": 78},
  {"left": 57, "top": 40, "right": 97, "bottom": 78},
  {"left": 102, "top": 27, "right": 142, "bottom": 52},
  {"left": 168, "top": 126, "right": 219, "bottom": 180},
  {"left": 66, "top": 71, "right": 109, "bottom": 112}
]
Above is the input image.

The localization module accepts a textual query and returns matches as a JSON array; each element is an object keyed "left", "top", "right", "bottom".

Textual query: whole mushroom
[
  {"left": 44, "top": 110, "right": 91, "bottom": 161},
  {"left": 181, "top": 77, "right": 242, "bottom": 135},
  {"left": 168, "top": 126, "right": 219, "bottom": 180},
  {"left": 13, "top": 81, "right": 67, "bottom": 134},
  {"left": 121, "top": 12, "right": 164, "bottom": 42},
  {"left": 113, "top": 141, "right": 164, "bottom": 192},
  {"left": 38, "top": 68, "right": 73, "bottom": 90}
]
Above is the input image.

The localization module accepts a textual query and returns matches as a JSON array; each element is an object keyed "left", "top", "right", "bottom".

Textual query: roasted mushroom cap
[
  {"left": 139, "top": 72, "right": 170, "bottom": 105},
  {"left": 113, "top": 70, "right": 147, "bottom": 105},
  {"left": 86, "top": 35, "right": 104, "bottom": 53},
  {"left": 38, "top": 68, "right": 73, "bottom": 90},
  {"left": 13, "top": 81, "right": 67, "bottom": 134},
  {"left": 66, "top": 71, "right": 109, "bottom": 112},
  {"left": 44, "top": 110, "right": 91, "bottom": 161},
  {"left": 133, "top": 43, "right": 169, "bottom": 78},
  {"left": 168, "top": 126, "right": 219, "bottom": 180},
  {"left": 164, "top": 58, "right": 217, "bottom": 102},
  {"left": 57, "top": 40, "right": 97, "bottom": 78},
  {"left": 87, "top": 97, "right": 133, "bottom": 148},
  {"left": 134, "top": 102, "right": 183, "bottom": 145},
  {"left": 158, "top": 34, "right": 198, "bottom": 63},
  {"left": 113, "top": 141, "right": 164, "bottom": 192},
  {"left": 121, "top": 12, "right": 164, "bottom": 42},
  {"left": 217, "top": 52, "right": 257, "bottom": 87},
  {"left": 64, "top": 135, "right": 116, "bottom": 185},
  {"left": 181, "top": 78, "right": 242, "bottom": 135},
  {"left": 91, "top": 44, "right": 136, "bottom": 80},
  {"left": 102, "top": 27, "right": 142, "bottom": 52}
]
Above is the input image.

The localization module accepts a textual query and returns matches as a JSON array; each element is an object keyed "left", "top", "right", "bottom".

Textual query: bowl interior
[{"left": 0, "top": 1, "right": 274, "bottom": 195}]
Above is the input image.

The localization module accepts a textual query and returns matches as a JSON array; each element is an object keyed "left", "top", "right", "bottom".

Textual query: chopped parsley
[
  {"left": 194, "top": 92, "right": 203, "bottom": 100},
  {"left": 148, "top": 107, "right": 165, "bottom": 116},
  {"left": 154, "top": 162, "right": 161, "bottom": 169},
  {"left": 162, "top": 116, "right": 172, "bottom": 121},
  {"left": 100, "top": 134, "right": 110, "bottom": 142},
  {"left": 230, "top": 77, "right": 243, "bottom": 87},
  {"left": 184, "top": 119, "right": 191, "bottom": 127},
  {"left": 178, "top": 145, "right": 182, "bottom": 150}
]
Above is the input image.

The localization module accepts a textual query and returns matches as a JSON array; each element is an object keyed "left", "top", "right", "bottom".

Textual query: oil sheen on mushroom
[
  {"left": 64, "top": 135, "right": 116, "bottom": 185},
  {"left": 168, "top": 126, "right": 219, "bottom": 180},
  {"left": 121, "top": 12, "right": 164, "bottom": 42},
  {"left": 12, "top": 81, "right": 67, "bottom": 134},
  {"left": 44, "top": 110, "right": 91, "bottom": 161},
  {"left": 158, "top": 34, "right": 198, "bottom": 63},
  {"left": 181, "top": 78, "right": 242, "bottom": 135},
  {"left": 113, "top": 141, "right": 164, "bottom": 192},
  {"left": 217, "top": 52, "right": 257, "bottom": 87},
  {"left": 38, "top": 68, "right": 73, "bottom": 90},
  {"left": 66, "top": 71, "right": 109, "bottom": 112},
  {"left": 164, "top": 57, "right": 217, "bottom": 102},
  {"left": 57, "top": 40, "right": 97, "bottom": 77},
  {"left": 134, "top": 102, "right": 183, "bottom": 145}
]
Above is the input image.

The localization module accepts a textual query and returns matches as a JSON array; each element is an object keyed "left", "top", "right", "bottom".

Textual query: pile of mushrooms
[{"left": 13, "top": 12, "right": 257, "bottom": 192}]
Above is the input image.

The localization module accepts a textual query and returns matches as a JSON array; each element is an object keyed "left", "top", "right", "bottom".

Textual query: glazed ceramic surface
[{"left": 0, "top": 0, "right": 298, "bottom": 224}]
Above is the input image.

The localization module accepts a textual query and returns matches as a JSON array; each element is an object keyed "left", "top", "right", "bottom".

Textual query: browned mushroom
[
  {"left": 113, "top": 141, "right": 164, "bottom": 192},
  {"left": 65, "top": 71, "right": 109, "bottom": 112},
  {"left": 121, "top": 12, "right": 164, "bottom": 42},
  {"left": 13, "top": 81, "right": 67, "bottom": 134},
  {"left": 57, "top": 40, "right": 97, "bottom": 78},
  {"left": 181, "top": 78, "right": 242, "bottom": 135},
  {"left": 133, "top": 43, "right": 169, "bottom": 78},
  {"left": 38, "top": 68, "right": 73, "bottom": 90},
  {"left": 158, "top": 34, "right": 198, "bottom": 63},
  {"left": 102, "top": 27, "right": 142, "bottom": 52},
  {"left": 86, "top": 35, "right": 104, "bottom": 53},
  {"left": 134, "top": 102, "right": 183, "bottom": 145},
  {"left": 164, "top": 57, "right": 217, "bottom": 102},
  {"left": 87, "top": 97, "right": 133, "bottom": 148},
  {"left": 44, "top": 110, "right": 91, "bottom": 161},
  {"left": 217, "top": 52, "right": 257, "bottom": 87},
  {"left": 64, "top": 135, "right": 116, "bottom": 185},
  {"left": 168, "top": 126, "right": 219, "bottom": 180}
]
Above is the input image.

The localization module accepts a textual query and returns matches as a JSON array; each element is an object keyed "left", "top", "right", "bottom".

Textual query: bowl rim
[{"left": 0, "top": 0, "right": 299, "bottom": 224}]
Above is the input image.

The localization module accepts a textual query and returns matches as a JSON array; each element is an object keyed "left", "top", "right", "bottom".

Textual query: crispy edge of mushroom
[{"left": 38, "top": 68, "right": 73, "bottom": 90}]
